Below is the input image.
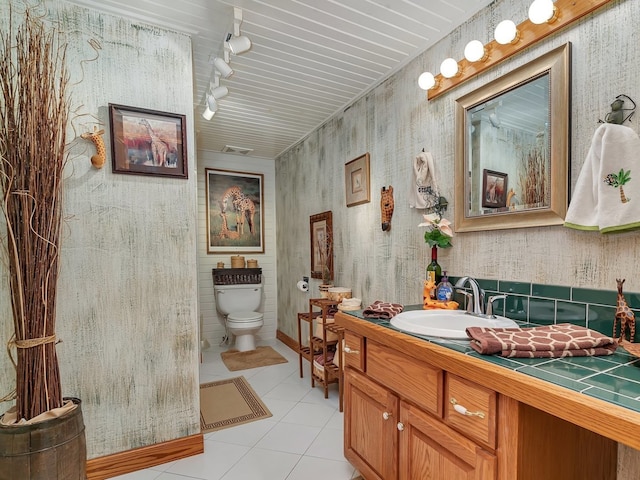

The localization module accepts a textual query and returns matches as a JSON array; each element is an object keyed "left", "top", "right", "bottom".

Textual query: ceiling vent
[{"left": 222, "top": 145, "right": 254, "bottom": 155}]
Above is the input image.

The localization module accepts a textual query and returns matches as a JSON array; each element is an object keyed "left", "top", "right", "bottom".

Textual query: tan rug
[
  {"left": 200, "top": 376, "right": 272, "bottom": 433},
  {"left": 221, "top": 345, "right": 288, "bottom": 371}
]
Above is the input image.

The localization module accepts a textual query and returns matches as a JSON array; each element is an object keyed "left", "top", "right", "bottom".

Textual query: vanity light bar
[{"left": 426, "top": 0, "right": 615, "bottom": 101}]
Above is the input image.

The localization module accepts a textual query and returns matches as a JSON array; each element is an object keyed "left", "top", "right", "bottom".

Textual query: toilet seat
[{"left": 228, "top": 311, "right": 263, "bottom": 323}]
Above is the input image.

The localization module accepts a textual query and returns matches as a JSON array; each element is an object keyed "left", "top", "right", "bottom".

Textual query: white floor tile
[
  {"left": 280, "top": 401, "right": 337, "bottom": 428},
  {"left": 111, "top": 470, "right": 162, "bottom": 480},
  {"left": 285, "top": 455, "right": 356, "bottom": 480},
  {"left": 305, "top": 426, "right": 348, "bottom": 461},
  {"left": 123, "top": 340, "right": 357, "bottom": 479},
  {"left": 205, "top": 418, "right": 276, "bottom": 446},
  {"left": 220, "top": 447, "right": 301, "bottom": 480},
  {"left": 255, "top": 421, "right": 322, "bottom": 454},
  {"left": 163, "top": 440, "right": 250, "bottom": 480},
  {"left": 261, "top": 396, "right": 298, "bottom": 422},
  {"left": 326, "top": 409, "right": 344, "bottom": 430}
]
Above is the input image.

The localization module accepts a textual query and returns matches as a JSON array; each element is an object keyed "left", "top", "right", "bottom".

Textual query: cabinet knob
[
  {"left": 450, "top": 397, "right": 486, "bottom": 419},
  {"left": 397, "top": 422, "right": 404, "bottom": 431},
  {"left": 344, "top": 345, "right": 360, "bottom": 354},
  {"left": 382, "top": 411, "right": 392, "bottom": 420}
]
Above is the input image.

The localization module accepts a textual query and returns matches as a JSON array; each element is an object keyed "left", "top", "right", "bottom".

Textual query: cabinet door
[
  {"left": 399, "top": 401, "right": 496, "bottom": 480},
  {"left": 344, "top": 368, "right": 398, "bottom": 480}
]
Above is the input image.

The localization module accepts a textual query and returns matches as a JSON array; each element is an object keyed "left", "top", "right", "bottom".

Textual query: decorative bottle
[{"left": 426, "top": 246, "right": 442, "bottom": 299}]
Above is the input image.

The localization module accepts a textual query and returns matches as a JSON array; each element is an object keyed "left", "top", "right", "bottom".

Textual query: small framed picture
[
  {"left": 108, "top": 104, "right": 188, "bottom": 179},
  {"left": 482, "top": 169, "right": 508, "bottom": 208},
  {"left": 344, "top": 153, "right": 371, "bottom": 207},
  {"left": 310, "top": 211, "right": 333, "bottom": 281}
]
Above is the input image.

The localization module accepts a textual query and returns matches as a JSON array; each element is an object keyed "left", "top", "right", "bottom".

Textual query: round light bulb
[
  {"left": 528, "top": 0, "right": 556, "bottom": 24},
  {"left": 464, "top": 40, "right": 486, "bottom": 62},
  {"left": 495, "top": 20, "right": 519, "bottom": 45},
  {"left": 440, "top": 58, "right": 459, "bottom": 79},
  {"left": 418, "top": 72, "right": 436, "bottom": 90}
]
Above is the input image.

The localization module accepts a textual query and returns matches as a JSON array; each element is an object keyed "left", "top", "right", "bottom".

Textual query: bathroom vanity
[{"left": 334, "top": 310, "right": 634, "bottom": 480}]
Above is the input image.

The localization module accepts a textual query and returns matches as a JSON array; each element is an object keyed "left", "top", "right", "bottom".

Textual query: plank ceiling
[{"left": 66, "top": 0, "right": 495, "bottom": 158}]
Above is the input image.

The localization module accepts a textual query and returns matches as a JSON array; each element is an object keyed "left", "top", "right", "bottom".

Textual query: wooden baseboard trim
[
  {"left": 276, "top": 329, "right": 297, "bottom": 352},
  {"left": 86, "top": 433, "right": 204, "bottom": 480}
]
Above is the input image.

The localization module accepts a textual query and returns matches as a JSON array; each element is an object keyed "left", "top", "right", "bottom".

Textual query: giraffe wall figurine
[
  {"left": 614, "top": 278, "right": 636, "bottom": 342},
  {"left": 81, "top": 126, "right": 106, "bottom": 169},
  {"left": 381, "top": 185, "right": 394, "bottom": 231}
]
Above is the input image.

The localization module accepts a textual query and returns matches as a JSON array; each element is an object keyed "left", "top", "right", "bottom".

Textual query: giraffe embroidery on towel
[{"left": 604, "top": 168, "right": 631, "bottom": 203}]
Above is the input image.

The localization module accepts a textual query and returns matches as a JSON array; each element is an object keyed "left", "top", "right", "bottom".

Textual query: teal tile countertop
[{"left": 343, "top": 306, "right": 640, "bottom": 415}]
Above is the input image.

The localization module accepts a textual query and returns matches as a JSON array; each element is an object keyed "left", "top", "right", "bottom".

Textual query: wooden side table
[
  {"left": 309, "top": 298, "right": 340, "bottom": 399},
  {"left": 296, "top": 310, "right": 321, "bottom": 378}
]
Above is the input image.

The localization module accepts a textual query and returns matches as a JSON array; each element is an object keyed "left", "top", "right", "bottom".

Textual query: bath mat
[
  {"left": 200, "top": 376, "right": 272, "bottom": 433},
  {"left": 221, "top": 346, "right": 288, "bottom": 371}
]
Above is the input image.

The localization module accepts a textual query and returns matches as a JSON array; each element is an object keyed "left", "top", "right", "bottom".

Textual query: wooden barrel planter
[{"left": 0, "top": 397, "right": 86, "bottom": 480}]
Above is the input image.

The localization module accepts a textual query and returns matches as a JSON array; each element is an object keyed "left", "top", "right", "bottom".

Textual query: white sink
[{"left": 390, "top": 310, "right": 518, "bottom": 339}]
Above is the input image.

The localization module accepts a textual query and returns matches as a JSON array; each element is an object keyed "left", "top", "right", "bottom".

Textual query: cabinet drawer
[
  {"left": 367, "top": 340, "right": 442, "bottom": 416},
  {"left": 444, "top": 373, "right": 496, "bottom": 449},
  {"left": 343, "top": 332, "right": 364, "bottom": 371}
]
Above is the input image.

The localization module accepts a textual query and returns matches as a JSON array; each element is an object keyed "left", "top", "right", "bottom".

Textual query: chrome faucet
[{"left": 454, "top": 277, "right": 485, "bottom": 315}]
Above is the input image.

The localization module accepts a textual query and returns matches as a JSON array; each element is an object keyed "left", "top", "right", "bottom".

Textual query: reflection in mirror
[{"left": 455, "top": 43, "right": 570, "bottom": 232}]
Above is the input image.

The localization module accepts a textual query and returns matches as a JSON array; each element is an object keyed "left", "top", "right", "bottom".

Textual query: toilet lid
[{"left": 228, "top": 311, "right": 263, "bottom": 322}]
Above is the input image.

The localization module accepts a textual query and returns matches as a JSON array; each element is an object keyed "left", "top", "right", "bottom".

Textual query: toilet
[{"left": 213, "top": 283, "right": 264, "bottom": 352}]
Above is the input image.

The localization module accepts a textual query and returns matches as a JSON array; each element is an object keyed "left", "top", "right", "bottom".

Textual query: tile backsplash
[{"left": 451, "top": 277, "right": 639, "bottom": 341}]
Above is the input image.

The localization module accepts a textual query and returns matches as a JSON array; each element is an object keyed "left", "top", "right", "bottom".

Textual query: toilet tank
[{"left": 214, "top": 283, "right": 263, "bottom": 315}]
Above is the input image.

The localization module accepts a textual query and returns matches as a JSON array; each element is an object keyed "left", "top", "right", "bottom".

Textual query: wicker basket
[{"left": 212, "top": 268, "right": 262, "bottom": 285}]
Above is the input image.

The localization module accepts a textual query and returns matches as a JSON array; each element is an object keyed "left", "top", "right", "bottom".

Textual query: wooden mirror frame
[{"left": 454, "top": 43, "right": 570, "bottom": 232}]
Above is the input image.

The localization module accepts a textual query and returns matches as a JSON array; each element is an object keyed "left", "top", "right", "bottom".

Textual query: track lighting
[
  {"left": 227, "top": 35, "right": 251, "bottom": 55},
  {"left": 212, "top": 57, "right": 233, "bottom": 78},
  {"left": 211, "top": 86, "right": 228, "bottom": 100},
  {"left": 226, "top": 7, "right": 252, "bottom": 55},
  {"left": 202, "top": 106, "right": 215, "bottom": 120}
]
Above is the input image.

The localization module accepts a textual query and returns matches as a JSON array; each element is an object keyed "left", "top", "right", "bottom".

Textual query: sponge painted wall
[
  {"left": 0, "top": 1, "right": 199, "bottom": 459},
  {"left": 274, "top": 0, "right": 640, "bottom": 474}
]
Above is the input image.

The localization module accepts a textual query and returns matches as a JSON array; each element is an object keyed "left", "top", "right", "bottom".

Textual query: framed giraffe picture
[
  {"left": 205, "top": 168, "right": 264, "bottom": 254},
  {"left": 108, "top": 104, "right": 188, "bottom": 179}
]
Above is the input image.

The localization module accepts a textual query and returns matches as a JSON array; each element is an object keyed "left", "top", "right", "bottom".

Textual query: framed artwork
[
  {"left": 482, "top": 169, "right": 508, "bottom": 208},
  {"left": 205, "top": 168, "right": 264, "bottom": 254},
  {"left": 310, "top": 211, "right": 333, "bottom": 281},
  {"left": 344, "top": 153, "right": 371, "bottom": 207},
  {"left": 108, "top": 104, "right": 188, "bottom": 178}
]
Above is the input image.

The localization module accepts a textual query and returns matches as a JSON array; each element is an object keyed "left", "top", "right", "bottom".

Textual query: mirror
[{"left": 454, "top": 43, "right": 570, "bottom": 232}]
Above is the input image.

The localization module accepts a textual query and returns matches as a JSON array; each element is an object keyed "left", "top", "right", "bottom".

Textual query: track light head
[
  {"left": 227, "top": 35, "right": 252, "bottom": 55},
  {"left": 212, "top": 57, "right": 233, "bottom": 78}
]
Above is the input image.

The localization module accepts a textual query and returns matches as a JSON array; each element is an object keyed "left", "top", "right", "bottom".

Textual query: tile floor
[{"left": 113, "top": 339, "right": 360, "bottom": 480}]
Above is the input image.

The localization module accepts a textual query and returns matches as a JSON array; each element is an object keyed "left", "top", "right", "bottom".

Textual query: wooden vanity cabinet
[
  {"left": 344, "top": 338, "right": 496, "bottom": 480},
  {"left": 342, "top": 331, "right": 616, "bottom": 480}
]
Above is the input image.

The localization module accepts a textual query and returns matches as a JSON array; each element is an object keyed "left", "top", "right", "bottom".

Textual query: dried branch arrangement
[
  {"left": 518, "top": 148, "right": 548, "bottom": 207},
  {"left": 0, "top": 4, "right": 70, "bottom": 420}
]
